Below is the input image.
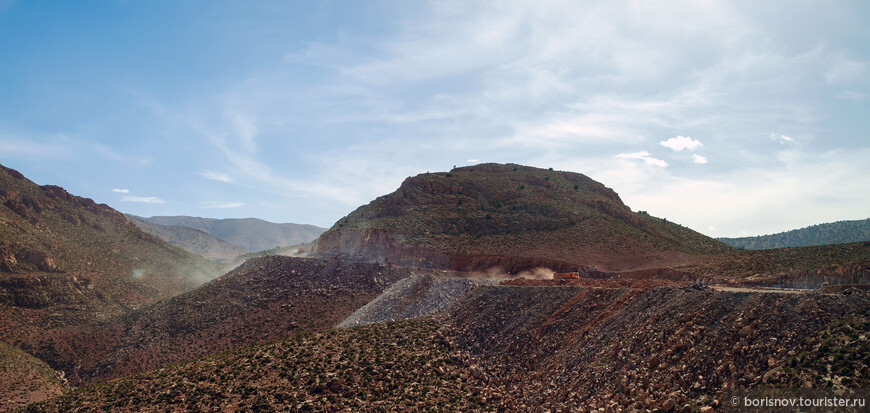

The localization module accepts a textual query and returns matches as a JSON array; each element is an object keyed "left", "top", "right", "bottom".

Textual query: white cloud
[
  {"left": 201, "top": 201, "right": 245, "bottom": 209},
  {"left": 121, "top": 196, "right": 165, "bottom": 204},
  {"left": 121, "top": 1, "right": 869, "bottom": 232},
  {"left": 111, "top": 188, "right": 130, "bottom": 194},
  {"left": 611, "top": 147, "right": 870, "bottom": 237},
  {"left": 836, "top": 90, "right": 867, "bottom": 101},
  {"left": 769, "top": 133, "right": 794, "bottom": 143},
  {"left": 615, "top": 151, "right": 668, "bottom": 167},
  {"left": 90, "top": 143, "right": 152, "bottom": 167},
  {"left": 824, "top": 56, "right": 865, "bottom": 84},
  {"left": 230, "top": 112, "right": 258, "bottom": 153},
  {"left": 660, "top": 136, "right": 702, "bottom": 151},
  {"left": 200, "top": 170, "right": 233, "bottom": 183}
]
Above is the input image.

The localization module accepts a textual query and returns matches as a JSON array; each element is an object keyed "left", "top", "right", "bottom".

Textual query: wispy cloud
[
  {"left": 74, "top": 0, "right": 868, "bottom": 231},
  {"left": 121, "top": 196, "right": 165, "bottom": 204},
  {"left": 769, "top": 133, "right": 794, "bottom": 144},
  {"left": 90, "top": 143, "right": 152, "bottom": 167},
  {"left": 0, "top": 132, "right": 72, "bottom": 159},
  {"left": 201, "top": 201, "right": 245, "bottom": 209},
  {"left": 836, "top": 90, "right": 867, "bottom": 101},
  {"left": 112, "top": 188, "right": 130, "bottom": 194},
  {"left": 824, "top": 56, "right": 865, "bottom": 84},
  {"left": 199, "top": 170, "right": 234, "bottom": 183},
  {"left": 615, "top": 151, "right": 668, "bottom": 167},
  {"left": 660, "top": 136, "right": 702, "bottom": 151}
]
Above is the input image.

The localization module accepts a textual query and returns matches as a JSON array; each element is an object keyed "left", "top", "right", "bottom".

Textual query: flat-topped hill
[{"left": 315, "top": 163, "right": 731, "bottom": 272}]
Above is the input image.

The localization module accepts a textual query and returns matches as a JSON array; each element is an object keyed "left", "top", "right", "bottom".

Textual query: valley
[{"left": 2, "top": 163, "right": 868, "bottom": 411}]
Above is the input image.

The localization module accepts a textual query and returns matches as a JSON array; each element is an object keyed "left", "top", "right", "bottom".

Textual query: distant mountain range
[
  {"left": 718, "top": 218, "right": 870, "bottom": 250},
  {"left": 128, "top": 215, "right": 326, "bottom": 253},
  {"left": 124, "top": 215, "right": 248, "bottom": 261}
]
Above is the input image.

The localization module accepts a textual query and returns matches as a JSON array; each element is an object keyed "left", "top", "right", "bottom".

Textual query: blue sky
[{"left": 1, "top": 1, "right": 868, "bottom": 236}]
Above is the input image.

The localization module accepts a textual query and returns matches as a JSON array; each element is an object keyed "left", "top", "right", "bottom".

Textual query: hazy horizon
[{"left": 2, "top": 1, "right": 868, "bottom": 237}]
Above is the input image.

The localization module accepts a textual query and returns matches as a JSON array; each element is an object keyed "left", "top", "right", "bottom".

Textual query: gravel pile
[{"left": 337, "top": 274, "right": 495, "bottom": 328}]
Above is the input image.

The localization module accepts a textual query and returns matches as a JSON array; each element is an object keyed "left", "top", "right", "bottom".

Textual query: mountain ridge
[
  {"left": 124, "top": 215, "right": 248, "bottom": 262},
  {"left": 718, "top": 218, "right": 870, "bottom": 250},
  {"left": 134, "top": 215, "right": 325, "bottom": 252}
]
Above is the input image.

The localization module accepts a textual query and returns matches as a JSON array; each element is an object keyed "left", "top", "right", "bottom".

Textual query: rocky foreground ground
[
  {"left": 15, "top": 257, "right": 414, "bottom": 387},
  {"left": 20, "top": 277, "right": 869, "bottom": 412},
  {"left": 443, "top": 284, "right": 869, "bottom": 411},
  {"left": 29, "top": 319, "right": 495, "bottom": 412}
]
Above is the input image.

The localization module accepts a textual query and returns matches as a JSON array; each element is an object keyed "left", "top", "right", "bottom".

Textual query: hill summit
[{"left": 314, "top": 163, "right": 730, "bottom": 272}]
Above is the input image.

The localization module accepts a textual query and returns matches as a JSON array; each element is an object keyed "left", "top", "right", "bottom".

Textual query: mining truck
[{"left": 553, "top": 272, "right": 580, "bottom": 279}]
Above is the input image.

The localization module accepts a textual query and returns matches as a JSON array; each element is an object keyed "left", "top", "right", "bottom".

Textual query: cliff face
[{"left": 314, "top": 163, "right": 731, "bottom": 272}]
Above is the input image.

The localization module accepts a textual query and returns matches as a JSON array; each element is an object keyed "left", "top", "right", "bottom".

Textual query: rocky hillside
[
  {"left": 719, "top": 218, "right": 870, "bottom": 250},
  {"left": 31, "top": 320, "right": 495, "bottom": 412},
  {"left": 18, "top": 257, "right": 413, "bottom": 386},
  {"left": 314, "top": 163, "right": 731, "bottom": 273},
  {"left": 28, "top": 283, "right": 868, "bottom": 411},
  {"left": 125, "top": 214, "right": 247, "bottom": 262},
  {"left": 676, "top": 241, "right": 870, "bottom": 287},
  {"left": 442, "top": 284, "right": 869, "bottom": 411},
  {"left": 135, "top": 215, "right": 325, "bottom": 252},
  {"left": 0, "top": 164, "right": 223, "bottom": 347},
  {"left": 0, "top": 341, "right": 66, "bottom": 412}
]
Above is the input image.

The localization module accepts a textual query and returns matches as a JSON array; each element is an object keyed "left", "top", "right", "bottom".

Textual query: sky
[{"left": 1, "top": 0, "right": 868, "bottom": 237}]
